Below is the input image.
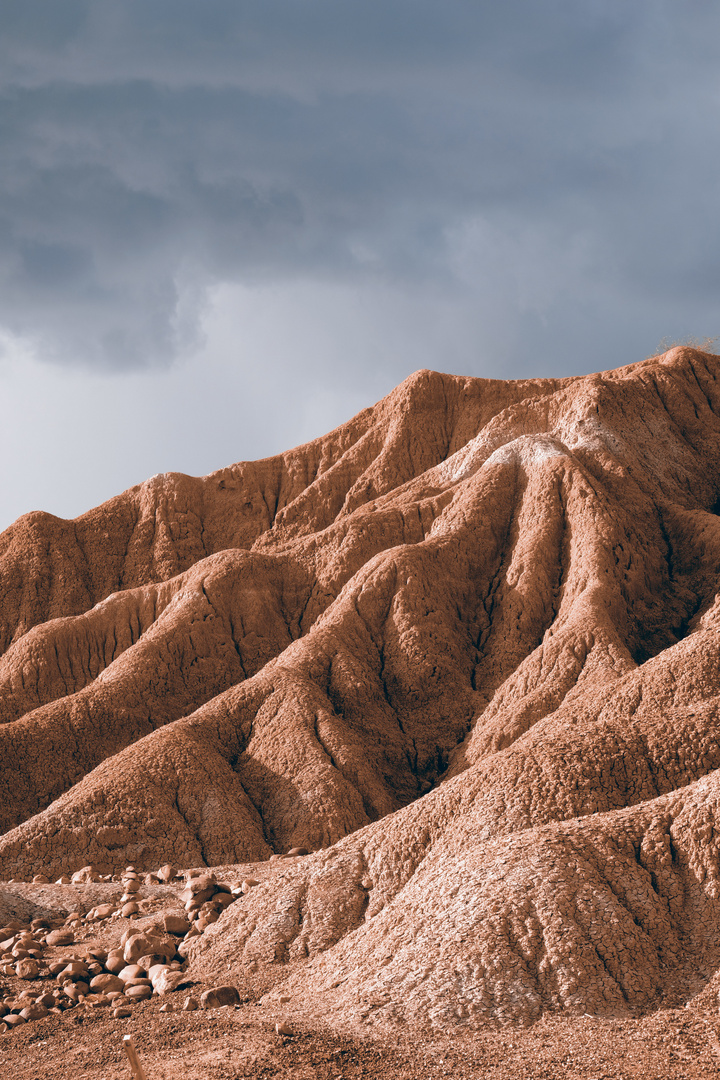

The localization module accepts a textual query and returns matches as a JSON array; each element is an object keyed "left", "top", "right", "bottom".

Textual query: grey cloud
[{"left": 0, "top": 1, "right": 718, "bottom": 370}]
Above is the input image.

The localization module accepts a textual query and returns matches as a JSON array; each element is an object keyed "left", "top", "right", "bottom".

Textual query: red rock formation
[{"left": 3, "top": 346, "right": 720, "bottom": 1024}]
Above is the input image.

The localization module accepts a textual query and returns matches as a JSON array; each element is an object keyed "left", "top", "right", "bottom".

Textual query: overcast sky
[{"left": 1, "top": 1, "right": 719, "bottom": 532}]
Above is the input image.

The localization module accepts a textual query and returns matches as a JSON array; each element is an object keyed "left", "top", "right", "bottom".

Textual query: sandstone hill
[{"left": 3, "top": 346, "right": 720, "bottom": 1028}]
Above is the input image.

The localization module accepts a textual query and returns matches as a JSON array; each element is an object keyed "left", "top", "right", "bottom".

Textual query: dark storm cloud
[{"left": 0, "top": 0, "right": 719, "bottom": 369}]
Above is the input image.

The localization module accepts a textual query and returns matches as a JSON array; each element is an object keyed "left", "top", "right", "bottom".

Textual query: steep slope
[{"left": 3, "top": 346, "right": 720, "bottom": 1026}]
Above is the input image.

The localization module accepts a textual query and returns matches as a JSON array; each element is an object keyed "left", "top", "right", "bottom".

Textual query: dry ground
[{"left": 2, "top": 880, "right": 720, "bottom": 1080}]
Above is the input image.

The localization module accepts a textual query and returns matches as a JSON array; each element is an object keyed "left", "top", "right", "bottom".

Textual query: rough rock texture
[{"left": 4, "top": 346, "right": 720, "bottom": 1027}]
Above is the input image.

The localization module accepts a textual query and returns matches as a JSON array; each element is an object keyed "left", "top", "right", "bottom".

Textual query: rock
[
  {"left": 158, "top": 864, "right": 178, "bottom": 882},
  {"left": 45, "top": 929, "right": 74, "bottom": 947},
  {"left": 186, "top": 873, "right": 216, "bottom": 895},
  {"left": 125, "top": 984, "right": 152, "bottom": 1001},
  {"left": 136, "top": 953, "right": 169, "bottom": 972},
  {"left": 55, "top": 876, "right": 70, "bottom": 885},
  {"left": 200, "top": 986, "right": 240, "bottom": 1009},
  {"left": 183, "top": 997, "right": 199, "bottom": 1011},
  {"left": 105, "top": 949, "right": 126, "bottom": 974},
  {"left": 183, "top": 889, "right": 216, "bottom": 911},
  {"left": 152, "top": 969, "right": 186, "bottom": 995},
  {"left": 276, "top": 1021, "right": 295, "bottom": 1035},
  {"left": 195, "top": 914, "right": 218, "bottom": 932},
  {"left": 15, "top": 959, "right": 39, "bottom": 979},
  {"left": 32, "top": 874, "right": 49, "bottom": 884},
  {"left": 120, "top": 926, "right": 142, "bottom": 947},
  {"left": 71, "top": 866, "right": 100, "bottom": 884},
  {"left": 212, "top": 892, "right": 235, "bottom": 911},
  {"left": 118, "top": 964, "right": 145, "bottom": 982},
  {"left": 3, "top": 1014, "right": 26, "bottom": 1028},
  {"left": 163, "top": 913, "right": 190, "bottom": 935},
  {"left": 123, "top": 932, "right": 176, "bottom": 965},
  {"left": 147, "top": 963, "right": 169, "bottom": 980},
  {"left": 87, "top": 993, "right": 111, "bottom": 1008},
  {"left": 20, "top": 1003, "right": 48, "bottom": 1020},
  {"left": 284, "top": 848, "right": 309, "bottom": 857},
  {"left": 95, "top": 903, "right": 116, "bottom": 919},
  {"left": 90, "top": 974, "right": 125, "bottom": 994},
  {"left": 159, "top": 1002, "right": 174, "bottom": 1012},
  {"left": 122, "top": 879, "right": 141, "bottom": 894},
  {"left": 112, "top": 1007, "right": 132, "bottom": 1018},
  {"left": 121, "top": 902, "right": 139, "bottom": 917},
  {"left": 58, "top": 962, "right": 90, "bottom": 981}
]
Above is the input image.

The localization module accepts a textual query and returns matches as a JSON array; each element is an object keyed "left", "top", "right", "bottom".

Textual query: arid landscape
[{"left": 4, "top": 346, "right": 720, "bottom": 1077}]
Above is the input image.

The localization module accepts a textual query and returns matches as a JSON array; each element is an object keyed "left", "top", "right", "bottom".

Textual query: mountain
[{"left": 3, "top": 345, "right": 720, "bottom": 1026}]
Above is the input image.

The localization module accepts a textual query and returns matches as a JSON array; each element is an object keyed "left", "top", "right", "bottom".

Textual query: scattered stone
[
  {"left": 276, "top": 1021, "right": 295, "bottom": 1035},
  {"left": 200, "top": 986, "right": 240, "bottom": 1009},
  {"left": 112, "top": 1007, "right": 132, "bottom": 1019},
  {"left": 183, "top": 996, "right": 199, "bottom": 1011}
]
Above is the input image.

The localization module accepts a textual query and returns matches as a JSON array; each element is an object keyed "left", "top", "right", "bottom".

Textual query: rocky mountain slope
[{"left": 3, "top": 345, "right": 720, "bottom": 1027}]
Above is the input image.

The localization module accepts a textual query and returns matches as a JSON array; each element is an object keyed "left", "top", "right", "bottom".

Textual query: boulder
[
  {"left": 90, "top": 973, "right": 125, "bottom": 994},
  {"left": 200, "top": 985, "right": 240, "bottom": 1009}
]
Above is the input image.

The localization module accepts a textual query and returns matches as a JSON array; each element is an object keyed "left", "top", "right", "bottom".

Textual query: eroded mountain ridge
[{"left": 3, "top": 347, "right": 720, "bottom": 1027}]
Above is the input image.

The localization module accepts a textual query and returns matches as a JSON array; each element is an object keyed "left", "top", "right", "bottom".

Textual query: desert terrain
[{"left": 3, "top": 346, "right": 720, "bottom": 1076}]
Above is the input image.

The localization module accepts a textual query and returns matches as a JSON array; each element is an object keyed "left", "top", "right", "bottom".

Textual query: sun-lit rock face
[{"left": 3, "top": 345, "right": 720, "bottom": 1026}]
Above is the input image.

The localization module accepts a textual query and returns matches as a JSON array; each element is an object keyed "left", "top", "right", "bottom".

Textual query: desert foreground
[{"left": 3, "top": 347, "right": 720, "bottom": 1075}]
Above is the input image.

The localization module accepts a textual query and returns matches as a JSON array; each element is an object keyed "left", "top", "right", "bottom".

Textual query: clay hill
[{"left": 3, "top": 345, "right": 720, "bottom": 1033}]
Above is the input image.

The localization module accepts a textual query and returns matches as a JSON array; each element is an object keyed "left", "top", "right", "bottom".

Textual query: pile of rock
[
  {"left": 0, "top": 866, "right": 253, "bottom": 1033},
  {"left": 177, "top": 870, "right": 251, "bottom": 935},
  {"left": 0, "top": 915, "right": 191, "bottom": 1031}
]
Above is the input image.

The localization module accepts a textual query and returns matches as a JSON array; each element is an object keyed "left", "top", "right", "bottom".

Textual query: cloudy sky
[{"left": 1, "top": 1, "right": 719, "bottom": 532}]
